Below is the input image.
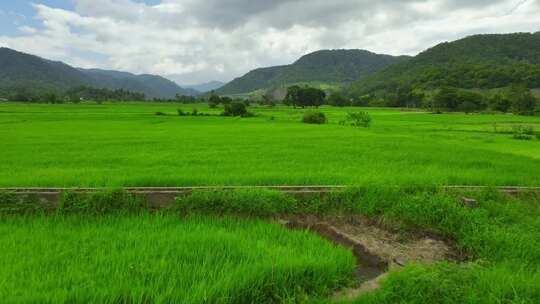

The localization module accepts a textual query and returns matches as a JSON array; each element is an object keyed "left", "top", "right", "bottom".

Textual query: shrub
[
  {"left": 191, "top": 108, "right": 198, "bottom": 116},
  {"left": 512, "top": 125, "right": 534, "bottom": 140},
  {"left": 302, "top": 111, "right": 327, "bottom": 124},
  {"left": 223, "top": 102, "right": 249, "bottom": 117},
  {"left": 177, "top": 109, "right": 186, "bottom": 116},
  {"left": 155, "top": 111, "right": 166, "bottom": 116},
  {"left": 343, "top": 111, "right": 372, "bottom": 128}
]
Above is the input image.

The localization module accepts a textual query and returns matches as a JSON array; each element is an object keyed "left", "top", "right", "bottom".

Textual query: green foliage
[
  {"left": 66, "top": 86, "right": 145, "bottom": 102},
  {"left": 217, "top": 49, "right": 408, "bottom": 95},
  {"left": 327, "top": 92, "right": 350, "bottom": 107},
  {"left": 58, "top": 190, "right": 145, "bottom": 215},
  {"left": 489, "top": 93, "right": 512, "bottom": 112},
  {"left": 349, "top": 32, "right": 540, "bottom": 97},
  {"left": 223, "top": 102, "right": 252, "bottom": 117},
  {"left": 0, "top": 192, "right": 45, "bottom": 214},
  {"left": 174, "top": 94, "right": 200, "bottom": 104},
  {"left": 341, "top": 111, "right": 372, "bottom": 128},
  {"left": 286, "top": 85, "right": 326, "bottom": 108},
  {"left": 174, "top": 189, "right": 297, "bottom": 216},
  {"left": 506, "top": 84, "right": 538, "bottom": 115},
  {"left": 0, "top": 47, "right": 190, "bottom": 99},
  {"left": 512, "top": 125, "right": 535, "bottom": 140},
  {"left": 430, "top": 87, "right": 486, "bottom": 112},
  {"left": 302, "top": 111, "right": 327, "bottom": 124}
]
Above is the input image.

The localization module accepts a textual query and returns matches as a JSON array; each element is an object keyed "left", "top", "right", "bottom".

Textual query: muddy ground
[{"left": 279, "top": 215, "right": 466, "bottom": 300}]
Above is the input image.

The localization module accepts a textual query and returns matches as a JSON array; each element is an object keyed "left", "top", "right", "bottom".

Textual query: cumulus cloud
[{"left": 0, "top": 0, "right": 539, "bottom": 85}]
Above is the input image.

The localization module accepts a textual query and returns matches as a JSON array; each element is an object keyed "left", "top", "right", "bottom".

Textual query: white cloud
[{"left": 0, "top": 0, "right": 539, "bottom": 85}]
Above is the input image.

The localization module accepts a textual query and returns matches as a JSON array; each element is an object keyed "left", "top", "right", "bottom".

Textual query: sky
[{"left": 0, "top": 0, "right": 539, "bottom": 86}]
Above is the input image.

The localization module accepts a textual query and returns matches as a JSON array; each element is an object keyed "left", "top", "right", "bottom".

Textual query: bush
[
  {"left": 512, "top": 125, "right": 534, "bottom": 140},
  {"left": 342, "top": 111, "right": 372, "bottom": 128},
  {"left": 177, "top": 109, "right": 186, "bottom": 116},
  {"left": 191, "top": 108, "right": 198, "bottom": 116},
  {"left": 302, "top": 111, "right": 327, "bottom": 124},
  {"left": 155, "top": 111, "right": 166, "bottom": 116},
  {"left": 223, "top": 102, "right": 249, "bottom": 117}
]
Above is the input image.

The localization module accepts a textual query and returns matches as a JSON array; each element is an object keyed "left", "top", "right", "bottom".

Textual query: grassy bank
[{"left": 1, "top": 103, "right": 540, "bottom": 187}]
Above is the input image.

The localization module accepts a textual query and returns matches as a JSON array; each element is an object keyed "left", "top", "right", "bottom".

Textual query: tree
[
  {"left": 301, "top": 87, "right": 326, "bottom": 108},
  {"left": 489, "top": 93, "right": 511, "bottom": 113},
  {"left": 284, "top": 86, "right": 301, "bottom": 107},
  {"left": 432, "top": 87, "right": 459, "bottom": 111},
  {"left": 285, "top": 86, "right": 325, "bottom": 108},
  {"left": 220, "top": 96, "right": 232, "bottom": 105},
  {"left": 327, "top": 92, "right": 350, "bottom": 107},
  {"left": 505, "top": 85, "right": 538, "bottom": 115},
  {"left": 223, "top": 102, "right": 249, "bottom": 117},
  {"left": 456, "top": 90, "right": 485, "bottom": 113}
]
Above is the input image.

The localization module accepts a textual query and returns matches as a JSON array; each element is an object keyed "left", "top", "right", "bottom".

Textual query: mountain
[
  {"left": 0, "top": 47, "right": 191, "bottom": 99},
  {"left": 216, "top": 49, "right": 410, "bottom": 95},
  {"left": 348, "top": 32, "right": 540, "bottom": 95},
  {"left": 183, "top": 81, "right": 225, "bottom": 93}
]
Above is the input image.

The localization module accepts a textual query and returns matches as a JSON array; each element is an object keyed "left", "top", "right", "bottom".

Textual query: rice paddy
[{"left": 1, "top": 102, "right": 539, "bottom": 187}]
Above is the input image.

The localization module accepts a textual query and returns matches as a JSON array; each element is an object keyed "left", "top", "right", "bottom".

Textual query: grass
[
  {"left": 0, "top": 213, "right": 355, "bottom": 303},
  {"left": 1, "top": 102, "right": 540, "bottom": 187}
]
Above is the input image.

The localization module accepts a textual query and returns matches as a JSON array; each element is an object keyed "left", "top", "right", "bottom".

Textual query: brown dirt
[{"left": 278, "top": 215, "right": 464, "bottom": 301}]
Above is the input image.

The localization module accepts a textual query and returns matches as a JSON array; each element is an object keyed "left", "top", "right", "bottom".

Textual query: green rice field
[
  {"left": 1, "top": 102, "right": 539, "bottom": 187},
  {"left": 0, "top": 213, "right": 354, "bottom": 303},
  {"left": 1, "top": 102, "right": 540, "bottom": 304}
]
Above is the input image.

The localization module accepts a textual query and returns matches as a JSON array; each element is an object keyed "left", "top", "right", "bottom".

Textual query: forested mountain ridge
[
  {"left": 216, "top": 49, "right": 410, "bottom": 95},
  {"left": 0, "top": 47, "right": 191, "bottom": 99},
  {"left": 347, "top": 32, "right": 540, "bottom": 95}
]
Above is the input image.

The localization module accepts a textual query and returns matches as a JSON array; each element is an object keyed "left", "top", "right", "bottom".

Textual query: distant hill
[
  {"left": 184, "top": 81, "right": 225, "bottom": 93},
  {"left": 0, "top": 47, "right": 192, "bottom": 99},
  {"left": 348, "top": 32, "right": 540, "bottom": 95},
  {"left": 216, "top": 49, "right": 410, "bottom": 95}
]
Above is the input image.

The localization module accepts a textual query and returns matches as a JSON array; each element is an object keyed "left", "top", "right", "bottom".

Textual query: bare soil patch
[{"left": 279, "top": 215, "right": 465, "bottom": 300}]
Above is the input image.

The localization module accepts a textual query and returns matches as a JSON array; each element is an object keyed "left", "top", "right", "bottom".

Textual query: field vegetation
[
  {"left": 0, "top": 214, "right": 354, "bottom": 303},
  {"left": 1, "top": 103, "right": 539, "bottom": 187},
  {"left": 1, "top": 187, "right": 539, "bottom": 303}
]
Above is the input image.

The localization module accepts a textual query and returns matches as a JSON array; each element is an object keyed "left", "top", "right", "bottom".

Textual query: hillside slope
[
  {"left": 217, "top": 49, "right": 410, "bottom": 95},
  {"left": 0, "top": 48, "right": 191, "bottom": 98},
  {"left": 348, "top": 32, "right": 540, "bottom": 95},
  {"left": 184, "top": 81, "right": 225, "bottom": 93}
]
